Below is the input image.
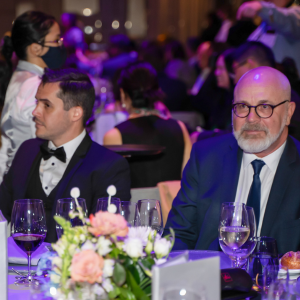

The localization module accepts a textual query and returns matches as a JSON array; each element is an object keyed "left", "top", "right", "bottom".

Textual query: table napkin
[{"left": 7, "top": 237, "right": 50, "bottom": 265}]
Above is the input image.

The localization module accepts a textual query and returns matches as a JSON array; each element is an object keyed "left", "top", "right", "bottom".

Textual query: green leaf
[
  {"left": 54, "top": 216, "right": 71, "bottom": 230},
  {"left": 113, "top": 262, "right": 127, "bottom": 287},
  {"left": 127, "top": 264, "right": 145, "bottom": 285},
  {"left": 119, "top": 287, "right": 136, "bottom": 300},
  {"left": 108, "top": 286, "right": 120, "bottom": 299},
  {"left": 140, "top": 257, "right": 155, "bottom": 270},
  {"left": 126, "top": 270, "right": 151, "bottom": 300}
]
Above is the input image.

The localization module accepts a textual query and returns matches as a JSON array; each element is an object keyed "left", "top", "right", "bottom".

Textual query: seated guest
[
  {"left": 0, "top": 68, "right": 131, "bottom": 242},
  {"left": 232, "top": 41, "right": 300, "bottom": 140},
  {"left": 104, "top": 62, "right": 191, "bottom": 188},
  {"left": 165, "top": 66, "right": 300, "bottom": 254}
]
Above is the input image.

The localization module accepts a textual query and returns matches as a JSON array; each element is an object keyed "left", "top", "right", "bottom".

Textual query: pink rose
[
  {"left": 88, "top": 211, "right": 129, "bottom": 237},
  {"left": 70, "top": 250, "right": 104, "bottom": 284}
]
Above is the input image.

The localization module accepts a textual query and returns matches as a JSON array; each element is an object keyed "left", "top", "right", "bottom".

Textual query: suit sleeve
[
  {"left": 164, "top": 144, "right": 200, "bottom": 250},
  {"left": 91, "top": 154, "right": 131, "bottom": 213}
]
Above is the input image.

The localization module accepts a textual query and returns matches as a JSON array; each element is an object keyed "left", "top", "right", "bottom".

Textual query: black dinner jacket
[
  {"left": 0, "top": 134, "right": 131, "bottom": 226},
  {"left": 164, "top": 133, "right": 300, "bottom": 254}
]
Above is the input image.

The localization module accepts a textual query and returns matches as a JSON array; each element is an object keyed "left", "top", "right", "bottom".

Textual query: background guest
[
  {"left": 0, "top": 11, "right": 66, "bottom": 183},
  {"left": 104, "top": 62, "right": 191, "bottom": 188}
]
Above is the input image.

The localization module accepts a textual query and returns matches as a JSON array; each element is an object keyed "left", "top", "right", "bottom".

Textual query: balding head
[{"left": 233, "top": 66, "right": 295, "bottom": 157}]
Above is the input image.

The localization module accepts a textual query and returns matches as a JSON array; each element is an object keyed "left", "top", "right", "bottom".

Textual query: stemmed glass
[
  {"left": 96, "top": 197, "right": 121, "bottom": 213},
  {"left": 219, "top": 202, "right": 250, "bottom": 268},
  {"left": 121, "top": 201, "right": 137, "bottom": 226},
  {"left": 55, "top": 198, "right": 87, "bottom": 239},
  {"left": 11, "top": 199, "right": 47, "bottom": 285},
  {"left": 219, "top": 206, "right": 256, "bottom": 269},
  {"left": 134, "top": 199, "right": 163, "bottom": 236}
]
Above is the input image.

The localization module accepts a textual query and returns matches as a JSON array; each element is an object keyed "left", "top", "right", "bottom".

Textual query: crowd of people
[{"left": 0, "top": 0, "right": 299, "bottom": 249}]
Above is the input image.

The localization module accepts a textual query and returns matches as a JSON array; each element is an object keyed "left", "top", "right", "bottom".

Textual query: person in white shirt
[
  {"left": 165, "top": 66, "right": 300, "bottom": 254},
  {"left": 0, "top": 11, "right": 67, "bottom": 183},
  {"left": 0, "top": 68, "right": 131, "bottom": 242}
]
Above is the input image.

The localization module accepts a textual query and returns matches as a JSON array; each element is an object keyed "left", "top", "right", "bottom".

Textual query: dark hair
[
  {"left": 139, "top": 41, "right": 165, "bottom": 72},
  {"left": 41, "top": 68, "right": 95, "bottom": 125},
  {"left": 118, "top": 62, "right": 165, "bottom": 109},
  {"left": 0, "top": 59, "right": 12, "bottom": 111},
  {"left": 233, "top": 41, "right": 276, "bottom": 68},
  {"left": 165, "top": 40, "right": 186, "bottom": 60}
]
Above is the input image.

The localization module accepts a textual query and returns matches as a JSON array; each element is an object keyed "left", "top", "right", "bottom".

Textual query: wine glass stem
[{"left": 27, "top": 254, "right": 31, "bottom": 278}]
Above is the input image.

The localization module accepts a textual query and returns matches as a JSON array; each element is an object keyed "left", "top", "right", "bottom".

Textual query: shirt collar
[
  {"left": 242, "top": 140, "right": 287, "bottom": 173},
  {"left": 48, "top": 130, "right": 86, "bottom": 160},
  {"left": 16, "top": 60, "right": 44, "bottom": 76}
]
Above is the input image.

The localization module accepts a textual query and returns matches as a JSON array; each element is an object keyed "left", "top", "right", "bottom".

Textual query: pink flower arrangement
[
  {"left": 88, "top": 211, "right": 129, "bottom": 237},
  {"left": 70, "top": 250, "right": 104, "bottom": 284}
]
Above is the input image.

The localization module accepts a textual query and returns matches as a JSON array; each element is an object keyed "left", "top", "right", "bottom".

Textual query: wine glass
[
  {"left": 96, "top": 197, "right": 121, "bottom": 213},
  {"left": 219, "top": 206, "right": 256, "bottom": 269},
  {"left": 134, "top": 199, "right": 163, "bottom": 236},
  {"left": 121, "top": 201, "right": 137, "bottom": 226},
  {"left": 55, "top": 198, "right": 87, "bottom": 239},
  {"left": 219, "top": 202, "right": 250, "bottom": 268},
  {"left": 11, "top": 199, "right": 47, "bottom": 285}
]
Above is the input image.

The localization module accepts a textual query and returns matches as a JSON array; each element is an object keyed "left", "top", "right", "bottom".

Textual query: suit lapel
[
  {"left": 54, "top": 134, "right": 92, "bottom": 201},
  {"left": 221, "top": 139, "right": 243, "bottom": 203},
  {"left": 260, "top": 137, "right": 298, "bottom": 236}
]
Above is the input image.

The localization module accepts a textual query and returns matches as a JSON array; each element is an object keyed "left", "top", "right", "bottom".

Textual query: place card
[{"left": 152, "top": 256, "right": 220, "bottom": 300}]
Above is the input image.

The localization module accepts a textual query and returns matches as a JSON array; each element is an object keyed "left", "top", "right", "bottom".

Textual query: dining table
[{"left": 7, "top": 249, "right": 261, "bottom": 300}]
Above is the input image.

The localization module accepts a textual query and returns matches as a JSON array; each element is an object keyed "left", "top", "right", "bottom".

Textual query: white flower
[
  {"left": 123, "top": 238, "right": 144, "bottom": 258},
  {"left": 102, "top": 278, "right": 114, "bottom": 293},
  {"left": 68, "top": 244, "right": 77, "bottom": 256},
  {"left": 127, "top": 226, "right": 154, "bottom": 246},
  {"left": 96, "top": 236, "right": 112, "bottom": 256},
  {"left": 52, "top": 240, "right": 67, "bottom": 257},
  {"left": 52, "top": 257, "right": 62, "bottom": 269},
  {"left": 80, "top": 234, "right": 86, "bottom": 242},
  {"left": 103, "top": 259, "right": 115, "bottom": 278},
  {"left": 92, "top": 283, "right": 106, "bottom": 296},
  {"left": 154, "top": 238, "right": 171, "bottom": 258},
  {"left": 81, "top": 240, "right": 95, "bottom": 251},
  {"left": 154, "top": 258, "right": 167, "bottom": 265},
  {"left": 50, "top": 273, "right": 61, "bottom": 284}
]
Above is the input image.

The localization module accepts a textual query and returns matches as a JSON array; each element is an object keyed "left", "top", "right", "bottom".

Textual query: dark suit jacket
[
  {"left": 164, "top": 134, "right": 300, "bottom": 254},
  {"left": 0, "top": 134, "right": 131, "bottom": 235}
]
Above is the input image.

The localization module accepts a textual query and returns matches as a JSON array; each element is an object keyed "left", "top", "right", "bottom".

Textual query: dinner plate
[{"left": 278, "top": 267, "right": 300, "bottom": 275}]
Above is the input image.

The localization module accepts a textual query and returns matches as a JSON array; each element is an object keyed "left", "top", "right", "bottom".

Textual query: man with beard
[{"left": 164, "top": 66, "right": 300, "bottom": 254}]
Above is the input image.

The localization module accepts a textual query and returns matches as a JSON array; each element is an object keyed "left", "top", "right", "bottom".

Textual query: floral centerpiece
[{"left": 49, "top": 190, "right": 174, "bottom": 300}]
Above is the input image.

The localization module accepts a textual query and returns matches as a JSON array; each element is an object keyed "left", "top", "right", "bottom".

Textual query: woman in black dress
[{"left": 104, "top": 62, "right": 191, "bottom": 188}]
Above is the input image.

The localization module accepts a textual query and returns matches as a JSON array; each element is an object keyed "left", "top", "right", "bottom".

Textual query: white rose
[
  {"left": 154, "top": 238, "right": 171, "bottom": 258},
  {"left": 103, "top": 259, "right": 115, "bottom": 278},
  {"left": 123, "top": 238, "right": 144, "bottom": 258},
  {"left": 102, "top": 278, "right": 114, "bottom": 293},
  {"left": 97, "top": 236, "right": 112, "bottom": 256}
]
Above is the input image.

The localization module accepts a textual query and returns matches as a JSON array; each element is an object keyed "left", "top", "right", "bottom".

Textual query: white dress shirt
[
  {"left": 234, "top": 141, "right": 286, "bottom": 236},
  {"left": 39, "top": 130, "right": 86, "bottom": 196},
  {"left": 0, "top": 60, "right": 44, "bottom": 183}
]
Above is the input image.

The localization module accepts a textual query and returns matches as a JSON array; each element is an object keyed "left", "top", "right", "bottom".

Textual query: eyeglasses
[
  {"left": 38, "top": 37, "right": 63, "bottom": 47},
  {"left": 232, "top": 100, "right": 290, "bottom": 119}
]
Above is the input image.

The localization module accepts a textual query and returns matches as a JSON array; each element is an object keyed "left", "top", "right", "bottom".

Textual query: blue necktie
[{"left": 247, "top": 160, "right": 265, "bottom": 228}]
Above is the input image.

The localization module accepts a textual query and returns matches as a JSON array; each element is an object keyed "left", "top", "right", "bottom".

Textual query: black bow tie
[{"left": 40, "top": 143, "right": 67, "bottom": 163}]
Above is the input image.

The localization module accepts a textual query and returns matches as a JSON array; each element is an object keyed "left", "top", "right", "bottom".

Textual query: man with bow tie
[{"left": 0, "top": 68, "right": 131, "bottom": 242}]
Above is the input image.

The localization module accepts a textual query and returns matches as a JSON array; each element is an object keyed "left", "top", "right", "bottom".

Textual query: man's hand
[{"left": 237, "top": 1, "right": 263, "bottom": 20}]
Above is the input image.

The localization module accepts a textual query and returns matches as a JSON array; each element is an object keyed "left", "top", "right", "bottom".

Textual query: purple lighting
[{"left": 254, "top": 74, "right": 260, "bottom": 80}]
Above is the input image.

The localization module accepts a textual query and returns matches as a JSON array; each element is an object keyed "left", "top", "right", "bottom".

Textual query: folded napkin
[{"left": 8, "top": 237, "right": 51, "bottom": 265}]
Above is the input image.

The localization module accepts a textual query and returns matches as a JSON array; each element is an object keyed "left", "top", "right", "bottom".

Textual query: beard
[{"left": 233, "top": 115, "right": 287, "bottom": 154}]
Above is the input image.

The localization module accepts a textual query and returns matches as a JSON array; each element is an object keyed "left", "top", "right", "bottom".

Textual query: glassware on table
[
  {"left": 219, "top": 206, "right": 256, "bottom": 269},
  {"left": 11, "top": 199, "right": 47, "bottom": 285},
  {"left": 55, "top": 198, "right": 87, "bottom": 239},
  {"left": 218, "top": 202, "right": 250, "bottom": 268},
  {"left": 134, "top": 199, "right": 163, "bottom": 236},
  {"left": 248, "top": 237, "right": 279, "bottom": 289},
  {"left": 96, "top": 197, "right": 121, "bottom": 213},
  {"left": 120, "top": 201, "right": 137, "bottom": 226}
]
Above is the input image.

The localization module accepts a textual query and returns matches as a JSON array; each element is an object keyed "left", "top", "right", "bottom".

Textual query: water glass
[
  {"left": 219, "top": 206, "right": 256, "bottom": 269},
  {"left": 55, "top": 198, "right": 87, "bottom": 239},
  {"left": 134, "top": 199, "right": 163, "bottom": 236},
  {"left": 248, "top": 237, "right": 279, "bottom": 288},
  {"left": 96, "top": 197, "right": 121, "bottom": 213},
  {"left": 219, "top": 202, "right": 250, "bottom": 268},
  {"left": 120, "top": 201, "right": 137, "bottom": 226}
]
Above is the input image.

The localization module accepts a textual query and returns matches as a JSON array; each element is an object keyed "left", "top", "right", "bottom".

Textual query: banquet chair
[{"left": 171, "top": 111, "right": 204, "bottom": 131}]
